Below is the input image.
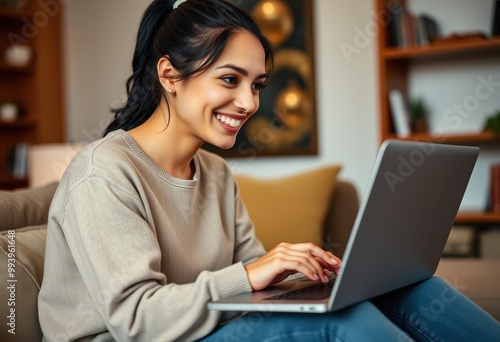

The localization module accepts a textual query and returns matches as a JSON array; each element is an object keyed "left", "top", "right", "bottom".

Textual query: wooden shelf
[
  {"left": 384, "top": 131, "right": 499, "bottom": 144},
  {"left": 455, "top": 212, "right": 500, "bottom": 225},
  {"left": 0, "top": 6, "right": 33, "bottom": 20},
  {"left": 0, "top": 118, "right": 37, "bottom": 129},
  {"left": 383, "top": 38, "right": 500, "bottom": 60},
  {"left": 0, "top": 61, "right": 34, "bottom": 74}
]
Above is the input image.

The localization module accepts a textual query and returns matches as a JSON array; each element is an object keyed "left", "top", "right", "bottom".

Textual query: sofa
[{"left": 1, "top": 168, "right": 499, "bottom": 341}]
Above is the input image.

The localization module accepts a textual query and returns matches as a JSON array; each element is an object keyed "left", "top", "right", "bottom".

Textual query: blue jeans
[{"left": 201, "top": 277, "right": 500, "bottom": 341}]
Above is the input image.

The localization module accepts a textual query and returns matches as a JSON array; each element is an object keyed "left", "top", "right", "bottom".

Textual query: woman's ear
[{"left": 158, "top": 56, "right": 177, "bottom": 93}]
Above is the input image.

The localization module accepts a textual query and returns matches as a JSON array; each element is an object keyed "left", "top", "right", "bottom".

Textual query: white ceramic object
[
  {"left": 0, "top": 103, "right": 19, "bottom": 121},
  {"left": 4, "top": 44, "right": 33, "bottom": 67}
]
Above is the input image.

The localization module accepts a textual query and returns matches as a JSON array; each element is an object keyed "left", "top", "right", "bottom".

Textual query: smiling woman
[{"left": 36, "top": 0, "right": 500, "bottom": 341}]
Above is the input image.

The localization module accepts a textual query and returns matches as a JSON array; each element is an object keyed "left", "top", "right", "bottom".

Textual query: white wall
[
  {"left": 63, "top": 0, "right": 499, "bottom": 210},
  {"left": 64, "top": 0, "right": 150, "bottom": 143}
]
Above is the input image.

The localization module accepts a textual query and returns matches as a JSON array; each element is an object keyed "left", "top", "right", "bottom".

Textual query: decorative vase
[
  {"left": 4, "top": 44, "right": 33, "bottom": 67},
  {"left": 0, "top": 103, "right": 19, "bottom": 122}
]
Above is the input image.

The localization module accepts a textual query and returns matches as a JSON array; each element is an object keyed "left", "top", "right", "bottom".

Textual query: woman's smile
[{"left": 215, "top": 113, "right": 243, "bottom": 128}]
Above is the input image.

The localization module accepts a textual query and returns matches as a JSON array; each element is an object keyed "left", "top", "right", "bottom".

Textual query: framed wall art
[{"left": 203, "top": 0, "right": 318, "bottom": 158}]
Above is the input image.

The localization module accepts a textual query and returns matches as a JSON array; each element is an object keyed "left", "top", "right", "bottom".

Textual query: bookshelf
[
  {"left": 376, "top": 0, "right": 500, "bottom": 143},
  {"left": 376, "top": 0, "right": 500, "bottom": 227},
  {"left": 0, "top": 0, "right": 65, "bottom": 189}
]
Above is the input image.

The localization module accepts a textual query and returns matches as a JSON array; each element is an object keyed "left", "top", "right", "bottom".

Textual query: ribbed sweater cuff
[{"left": 212, "top": 262, "right": 252, "bottom": 299}]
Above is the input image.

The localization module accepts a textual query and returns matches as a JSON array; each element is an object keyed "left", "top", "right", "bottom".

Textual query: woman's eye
[
  {"left": 252, "top": 82, "right": 267, "bottom": 91},
  {"left": 221, "top": 76, "right": 238, "bottom": 85}
]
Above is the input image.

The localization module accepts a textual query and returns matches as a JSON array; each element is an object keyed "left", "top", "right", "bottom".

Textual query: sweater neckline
[{"left": 118, "top": 129, "right": 199, "bottom": 188}]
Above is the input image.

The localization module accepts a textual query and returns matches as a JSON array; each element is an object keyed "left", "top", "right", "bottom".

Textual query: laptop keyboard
[{"left": 264, "top": 278, "right": 336, "bottom": 301}]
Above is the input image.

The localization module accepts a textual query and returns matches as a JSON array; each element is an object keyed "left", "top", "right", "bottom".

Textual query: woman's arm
[
  {"left": 59, "top": 176, "right": 251, "bottom": 341},
  {"left": 231, "top": 179, "right": 341, "bottom": 291}
]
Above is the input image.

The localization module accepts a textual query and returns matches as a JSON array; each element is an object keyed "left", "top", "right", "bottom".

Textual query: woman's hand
[{"left": 243, "top": 242, "right": 342, "bottom": 291}]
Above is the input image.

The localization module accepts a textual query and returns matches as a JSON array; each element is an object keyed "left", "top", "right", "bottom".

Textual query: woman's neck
[{"left": 128, "top": 108, "right": 201, "bottom": 180}]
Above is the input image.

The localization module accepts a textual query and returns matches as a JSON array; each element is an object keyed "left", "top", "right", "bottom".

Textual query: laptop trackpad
[{"left": 265, "top": 277, "right": 336, "bottom": 301}]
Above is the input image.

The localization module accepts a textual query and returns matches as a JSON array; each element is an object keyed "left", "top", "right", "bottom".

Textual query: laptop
[{"left": 208, "top": 140, "right": 480, "bottom": 313}]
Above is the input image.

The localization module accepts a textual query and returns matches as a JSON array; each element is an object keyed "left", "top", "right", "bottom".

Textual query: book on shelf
[
  {"left": 6, "top": 143, "right": 29, "bottom": 178},
  {"left": 420, "top": 14, "right": 439, "bottom": 44},
  {"left": 388, "top": 7, "right": 439, "bottom": 48},
  {"left": 388, "top": 89, "right": 411, "bottom": 138},
  {"left": 491, "top": 164, "right": 500, "bottom": 213},
  {"left": 493, "top": 0, "right": 500, "bottom": 36}
]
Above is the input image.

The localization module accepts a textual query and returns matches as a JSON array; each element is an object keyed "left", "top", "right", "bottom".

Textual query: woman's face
[{"left": 170, "top": 30, "right": 268, "bottom": 150}]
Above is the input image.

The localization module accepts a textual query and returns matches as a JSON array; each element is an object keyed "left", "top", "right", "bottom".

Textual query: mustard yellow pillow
[{"left": 234, "top": 165, "right": 341, "bottom": 251}]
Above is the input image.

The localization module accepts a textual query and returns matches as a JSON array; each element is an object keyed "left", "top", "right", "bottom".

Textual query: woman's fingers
[
  {"left": 244, "top": 242, "right": 343, "bottom": 291},
  {"left": 282, "top": 242, "right": 342, "bottom": 273},
  {"left": 305, "top": 244, "right": 342, "bottom": 267},
  {"left": 270, "top": 243, "right": 342, "bottom": 282},
  {"left": 314, "top": 256, "right": 341, "bottom": 276}
]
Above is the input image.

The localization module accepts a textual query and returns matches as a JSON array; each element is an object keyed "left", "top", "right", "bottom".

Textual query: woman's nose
[{"left": 234, "top": 87, "right": 258, "bottom": 115}]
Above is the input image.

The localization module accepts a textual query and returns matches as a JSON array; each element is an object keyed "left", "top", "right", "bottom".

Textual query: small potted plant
[
  {"left": 483, "top": 110, "right": 500, "bottom": 138},
  {"left": 408, "top": 97, "right": 428, "bottom": 133}
]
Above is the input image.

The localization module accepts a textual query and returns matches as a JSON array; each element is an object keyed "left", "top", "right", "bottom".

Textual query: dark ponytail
[
  {"left": 104, "top": 0, "right": 274, "bottom": 137},
  {"left": 104, "top": 1, "right": 172, "bottom": 135}
]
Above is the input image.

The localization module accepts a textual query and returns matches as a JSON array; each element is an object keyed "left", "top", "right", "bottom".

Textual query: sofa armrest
[
  {"left": 0, "top": 182, "right": 58, "bottom": 231},
  {"left": 322, "top": 180, "right": 359, "bottom": 258}
]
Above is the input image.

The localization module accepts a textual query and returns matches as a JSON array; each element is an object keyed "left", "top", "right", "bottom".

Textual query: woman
[{"left": 39, "top": 0, "right": 500, "bottom": 341}]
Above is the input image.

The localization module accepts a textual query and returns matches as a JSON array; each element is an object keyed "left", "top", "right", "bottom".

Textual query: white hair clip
[{"left": 173, "top": 0, "right": 188, "bottom": 9}]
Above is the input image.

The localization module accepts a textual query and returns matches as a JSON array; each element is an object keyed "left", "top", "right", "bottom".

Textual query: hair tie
[{"left": 173, "top": 0, "right": 188, "bottom": 9}]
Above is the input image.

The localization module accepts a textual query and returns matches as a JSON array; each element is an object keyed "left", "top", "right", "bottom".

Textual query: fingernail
[
  {"left": 313, "top": 274, "right": 319, "bottom": 281},
  {"left": 330, "top": 258, "right": 338, "bottom": 265},
  {"left": 323, "top": 275, "right": 329, "bottom": 283}
]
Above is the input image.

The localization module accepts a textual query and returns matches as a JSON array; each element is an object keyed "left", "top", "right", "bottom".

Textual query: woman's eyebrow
[{"left": 216, "top": 64, "right": 268, "bottom": 79}]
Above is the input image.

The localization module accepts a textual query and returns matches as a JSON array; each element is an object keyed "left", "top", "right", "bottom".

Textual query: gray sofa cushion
[
  {"left": 0, "top": 183, "right": 57, "bottom": 341},
  {"left": 0, "top": 225, "right": 46, "bottom": 341},
  {"left": 0, "top": 182, "right": 58, "bottom": 231}
]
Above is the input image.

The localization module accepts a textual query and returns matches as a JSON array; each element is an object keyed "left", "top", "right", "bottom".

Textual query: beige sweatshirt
[{"left": 38, "top": 130, "right": 265, "bottom": 341}]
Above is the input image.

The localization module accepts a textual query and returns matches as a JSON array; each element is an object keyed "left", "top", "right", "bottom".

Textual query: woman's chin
[
  {"left": 214, "top": 141, "right": 236, "bottom": 150},
  {"left": 208, "top": 136, "right": 237, "bottom": 151}
]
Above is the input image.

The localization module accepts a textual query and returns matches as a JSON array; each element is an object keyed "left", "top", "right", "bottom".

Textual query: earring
[{"left": 167, "top": 88, "right": 173, "bottom": 94}]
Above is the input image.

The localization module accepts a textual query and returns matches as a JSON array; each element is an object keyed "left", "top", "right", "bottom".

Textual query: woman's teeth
[{"left": 216, "top": 114, "right": 242, "bottom": 128}]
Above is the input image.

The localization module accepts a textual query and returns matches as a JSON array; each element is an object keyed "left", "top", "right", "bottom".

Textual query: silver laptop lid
[{"left": 328, "top": 140, "right": 479, "bottom": 311}]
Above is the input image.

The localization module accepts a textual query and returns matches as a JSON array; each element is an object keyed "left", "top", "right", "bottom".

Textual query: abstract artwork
[{"left": 203, "top": 0, "right": 318, "bottom": 158}]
